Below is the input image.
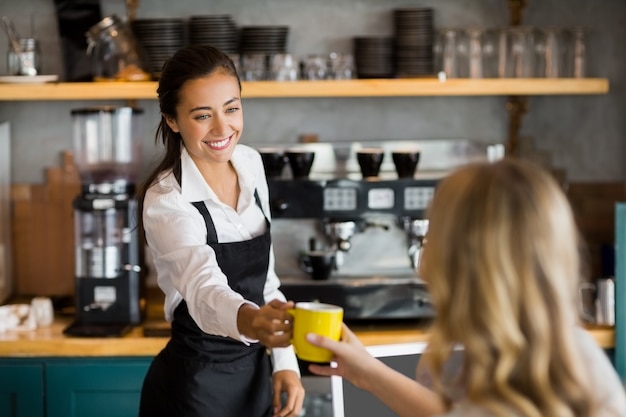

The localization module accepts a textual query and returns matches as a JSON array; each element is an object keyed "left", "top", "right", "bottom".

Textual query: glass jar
[
  {"left": 86, "top": 14, "right": 150, "bottom": 82},
  {"left": 7, "top": 38, "right": 41, "bottom": 76}
]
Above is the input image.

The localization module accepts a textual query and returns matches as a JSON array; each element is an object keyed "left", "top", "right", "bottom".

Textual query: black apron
[{"left": 139, "top": 192, "right": 273, "bottom": 417}]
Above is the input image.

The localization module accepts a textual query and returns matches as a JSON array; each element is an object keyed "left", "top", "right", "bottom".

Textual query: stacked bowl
[
  {"left": 239, "top": 25, "right": 290, "bottom": 55},
  {"left": 353, "top": 37, "right": 395, "bottom": 78},
  {"left": 132, "top": 18, "right": 186, "bottom": 78},
  {"left": 188, "top": 15, "right": 239, "bottom": 54},
  {"left": 393, "top": 8, "right": 435, "bottom": 77}
]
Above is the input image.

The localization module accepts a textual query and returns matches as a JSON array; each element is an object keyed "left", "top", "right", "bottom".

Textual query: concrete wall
[{"left": 0, "top": 0, "right": 624, "bottom": 183}]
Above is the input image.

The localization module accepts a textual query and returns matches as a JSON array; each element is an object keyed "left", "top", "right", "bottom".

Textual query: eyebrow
[{"left": 189, "top": 97, "right": 241, "bottom": 113}]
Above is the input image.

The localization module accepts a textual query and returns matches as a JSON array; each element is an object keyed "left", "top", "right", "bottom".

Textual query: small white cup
[{"left": 30, "top": 297, "right": 54, "bottom": 327}]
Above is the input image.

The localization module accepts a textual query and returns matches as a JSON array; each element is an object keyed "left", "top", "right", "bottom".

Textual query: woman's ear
[{"left": 163, "top": 114, "right": 179, "bottom": 133}]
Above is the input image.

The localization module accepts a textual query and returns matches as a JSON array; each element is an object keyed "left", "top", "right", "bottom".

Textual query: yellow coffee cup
[{"left": 289, "top": 302, "right": 343, "bottom": 363}]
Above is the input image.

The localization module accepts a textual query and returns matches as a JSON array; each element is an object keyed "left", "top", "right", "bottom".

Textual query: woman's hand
[
  {"left": 308, "top": 323, "right": 446, "bottom": 417},
  {"left": 306, "top": 323, "right": 381, "bottom": 392},
  {"left": 237, "top": 299, "right": 294, "bottom": 348},
  {"left": 272, "top": 370, "right": 305, "bottom": 417}
]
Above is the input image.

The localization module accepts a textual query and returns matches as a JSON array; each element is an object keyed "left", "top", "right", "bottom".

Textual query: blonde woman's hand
[
  {"left": 237, "top": 299, "right": 294, "bottom": 348},
  {"left": 306, "top": 323, "right": 381, "bottom": 392},
  {"left": 272, "top": 370, "right": 305, "bottom": 417}
]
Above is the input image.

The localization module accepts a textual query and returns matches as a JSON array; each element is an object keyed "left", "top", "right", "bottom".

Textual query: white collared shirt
[{"left": 143, "top": 144, "right": 299, "bottom": 375}]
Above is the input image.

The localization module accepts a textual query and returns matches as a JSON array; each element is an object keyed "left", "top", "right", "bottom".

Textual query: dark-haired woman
[{"left": 137, "top": 45, "right": 304, "bottom": 417}]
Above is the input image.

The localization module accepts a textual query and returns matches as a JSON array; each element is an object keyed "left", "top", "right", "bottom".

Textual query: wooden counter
[{"left": 0, "top": 316, "right": 614, "bottom": 358}]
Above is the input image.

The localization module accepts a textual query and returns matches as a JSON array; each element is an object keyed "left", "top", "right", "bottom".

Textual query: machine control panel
[
  {"left": 324, "top": 187, "right": 358, "bottom": 211},
  {"left": 268, "top": 178, "right": 440, "bottom": 219},
  {"left": 367, "top": 188, "right": 395, "bottom": 209},
  {"left": 404, "top": 186, "right": 435, "bottom": 210}
]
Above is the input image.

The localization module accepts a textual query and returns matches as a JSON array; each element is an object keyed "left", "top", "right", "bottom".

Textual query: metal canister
[{"left": 595, "top": 277, "right": 615, "bottom": 326}]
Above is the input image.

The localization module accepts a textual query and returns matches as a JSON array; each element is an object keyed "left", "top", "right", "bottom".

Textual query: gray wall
[{"left": 0, "top": 0, "right": 624, "bottom": 184}]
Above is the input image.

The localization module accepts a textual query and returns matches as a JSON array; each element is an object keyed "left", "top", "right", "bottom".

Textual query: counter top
[
  {"left": 0, "top": 289, "right": 615, "bottom": 357},
  {"left": 0, "top": 316, "right": 614, "bottom": 358}
]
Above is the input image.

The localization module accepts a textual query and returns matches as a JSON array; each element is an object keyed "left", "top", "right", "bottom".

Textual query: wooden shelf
[{"left": 0, "top": 78, "right": 609, "bottom": 101}]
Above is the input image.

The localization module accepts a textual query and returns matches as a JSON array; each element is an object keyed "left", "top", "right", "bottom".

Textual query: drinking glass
[
  {"left": 328, "top": 52, "right": 354, "bottom": 80},
  {"left": 507, "top": 26, "right": 536, "bottom": 78},
  {"left": 535, "top": 27, "right": 566, "bottom": 78},
  {"left": 571, "top": 27, "right": 588, "bottom": 78},
  {"left": 269, "top": 54, "right": 299, "bottom": 81},
  {"left": 495, "top": 27, "right": 509, "bottom": 78},
  {"left": 241, "top": 54, "right": 267, "bottom": 81},
  {"left": 302, "top": 55, "right": 328, "bottom": 80},
  {"left": 441, "top": 28, "right": 466, "bottom": 78},
  {"left": 466, "top": 27, "right": 484, "bottom": 78}
]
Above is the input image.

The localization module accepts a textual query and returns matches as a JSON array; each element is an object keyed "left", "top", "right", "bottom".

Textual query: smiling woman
[{"left": 135, "top": 45, "right": 305, "bottom": 417}]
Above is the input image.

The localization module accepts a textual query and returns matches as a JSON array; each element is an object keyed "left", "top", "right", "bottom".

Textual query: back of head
[{"left": 420, "top": 158, "right": 594, "bottom": 417}]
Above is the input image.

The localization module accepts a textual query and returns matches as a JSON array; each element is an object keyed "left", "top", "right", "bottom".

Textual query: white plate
[{"left": 0, "top": 74, "right": 59, "bottom": 84}]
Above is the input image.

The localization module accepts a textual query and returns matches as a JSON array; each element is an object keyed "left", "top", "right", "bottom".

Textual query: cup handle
[
  {"left": 578, "top": 283, "right": 596, "bottom": 323},
  {"left": 287, "top": 308, "right": 296, "bottom": 348},
  {"left": 299, "top": 255, "right": 313, "bottom": 274}
]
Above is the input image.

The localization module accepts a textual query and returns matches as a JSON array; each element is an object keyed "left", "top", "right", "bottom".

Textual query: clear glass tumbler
[
  {"left": 507, "top": 26, "right": 536, "bottom": 78},
  {"left": 571, "top": 27, "right": 588, "bottom": 78},
  {"left": 7, "top": 38, "right": 41, "bottom": 76}
]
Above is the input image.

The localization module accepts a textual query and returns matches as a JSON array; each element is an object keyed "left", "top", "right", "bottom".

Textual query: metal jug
[{"left": 595, "top": 277, "right": 615, "bottom": 326}]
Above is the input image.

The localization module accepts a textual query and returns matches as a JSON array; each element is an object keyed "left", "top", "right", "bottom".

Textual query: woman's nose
[{"left": 210, "top": 115, "right": 228, "bottom": 136}]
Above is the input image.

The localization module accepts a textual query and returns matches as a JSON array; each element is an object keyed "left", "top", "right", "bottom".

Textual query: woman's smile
[{"left": 205, "top": 135, "right": 233, "bottom": 150}]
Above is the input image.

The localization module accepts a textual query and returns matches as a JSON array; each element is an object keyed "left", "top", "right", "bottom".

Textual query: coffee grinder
[{"left": 64, "top": 106, "right": 144, "bottom": 337}]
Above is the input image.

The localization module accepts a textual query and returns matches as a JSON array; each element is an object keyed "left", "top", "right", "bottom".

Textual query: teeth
[{"left": 208, "top": 137, "right": 230, "bottom": 148}]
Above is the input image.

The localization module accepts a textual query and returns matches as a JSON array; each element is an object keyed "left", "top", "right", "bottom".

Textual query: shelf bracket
[
  {"left": 126, "top": 0, "right": 140, "bottom": 23},
  {"left": 505, "top": 0, "right": 528, "bottom": 156},
  {"left": 505, "top": 95, "right": 528, "bottom": 156},
  {"left": 507, "top": 0, "right": 527, "bottom": 26}
]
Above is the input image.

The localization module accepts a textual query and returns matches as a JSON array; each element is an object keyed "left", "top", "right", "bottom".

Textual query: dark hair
[{"left": 136, "top": 45, "right": 241, "bottom": 242}]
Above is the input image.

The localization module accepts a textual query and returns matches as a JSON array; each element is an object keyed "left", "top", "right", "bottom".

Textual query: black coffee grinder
[{"left": 64, "top": 106, "right": 144, "bottom": 337}]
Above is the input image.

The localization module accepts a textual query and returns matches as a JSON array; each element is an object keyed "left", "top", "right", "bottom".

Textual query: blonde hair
[{"left": 420, "top": 158, "right": 595, "bottom": 417}]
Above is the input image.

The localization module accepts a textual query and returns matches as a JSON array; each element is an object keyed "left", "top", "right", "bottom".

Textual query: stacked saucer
[
  {"left": 132, "top": 18, "right": 186, "bottom": 77},
  {"left": 393, "top": 8, "right": 435, "bottom": 77},
  {"left": 188, "top": 15, "right": 239, "bottom": 54},
  {"left": 239, "top": 26, "right": 290, "bottom": 55},
  {"left": 353, "top": 37, "right": 395, "bottom": 78}
]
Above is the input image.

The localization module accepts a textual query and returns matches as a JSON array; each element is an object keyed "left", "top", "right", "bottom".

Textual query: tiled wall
[{"left": 0, "top": 0, "right": 624, "bottom": 183}]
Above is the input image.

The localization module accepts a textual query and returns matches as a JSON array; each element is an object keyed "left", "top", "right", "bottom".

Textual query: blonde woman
[{"left": 307, "top": 158, "right": 626, "bottom": 417}]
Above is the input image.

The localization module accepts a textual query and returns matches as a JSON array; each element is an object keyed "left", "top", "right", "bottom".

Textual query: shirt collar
[
  {"left": 180, "top": 147, "right": 212, "bottom": 202},
  {"left": 179, "top": 145, "right": 257, "bottom": 203}
]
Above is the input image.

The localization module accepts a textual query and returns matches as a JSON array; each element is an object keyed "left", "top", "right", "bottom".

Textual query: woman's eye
[
  {"left": 194, "top": 114, "right": 210, "bottom": 120},
  {"left": 226, "top": 107, "right": 240, "bottom": 114}
]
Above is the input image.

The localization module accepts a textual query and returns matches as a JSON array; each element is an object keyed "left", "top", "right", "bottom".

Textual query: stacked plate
[
  {"left": 393, "top": 8, "right": 435, "bottom": 77},
  {"left": 132, "top": 18, "right": 186, "bottom": 77},
  {"left": 354, "top": 37, "right": 395, "bottom": 78},
  {"left": 188, "top": 15, "right": 239, "bottom": 54},
  {"left": 239, "top": 26, "right": 290, "bottom": 55}
]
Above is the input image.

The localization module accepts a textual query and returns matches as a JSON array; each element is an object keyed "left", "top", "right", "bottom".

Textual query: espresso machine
[
  {"left": 268, "top": 139, "right": 493, "bottom": 321},
  {"left": 64, "top": 106, "right": 144, "bottom": 337}
]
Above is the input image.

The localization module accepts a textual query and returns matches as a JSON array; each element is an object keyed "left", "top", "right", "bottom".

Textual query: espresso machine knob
[
  {"left": 338, "top": 239, "right": 352, "bottom": 251},
  {"left": 324, "top": 220, "right": 357, "bottom": 252},
  {"left": 272, "top": 198, "right": 289, "bottom": 213}
]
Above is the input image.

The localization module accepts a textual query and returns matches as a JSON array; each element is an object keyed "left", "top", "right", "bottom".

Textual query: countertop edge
[{"left": 0, "top": 320, "right": 614, "bottom": 358}]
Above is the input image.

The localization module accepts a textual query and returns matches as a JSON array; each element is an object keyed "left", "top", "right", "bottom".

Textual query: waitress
[{"left": 137, "top": 45, "right": 304, "bottom": 417}]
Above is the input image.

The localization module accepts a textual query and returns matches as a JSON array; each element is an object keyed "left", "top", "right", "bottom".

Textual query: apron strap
[
  {"left": 190, "top": 201, "right": 218, "bottom": 244},
  {"left": 191, "top": 189, "right": 265, "bottom": 245}
]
